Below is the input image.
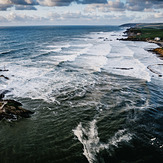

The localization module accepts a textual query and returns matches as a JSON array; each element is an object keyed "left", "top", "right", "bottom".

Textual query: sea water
[{"left": 0, "top": 26, "right": 163, "bottom": 163}]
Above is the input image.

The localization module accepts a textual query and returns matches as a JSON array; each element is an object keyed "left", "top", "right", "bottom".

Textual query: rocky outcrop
[
  {"left": 113, "top": 67, "right": 133, "bottom": 70},
  {"left": 0, "top": 90, "right": 34, "bottom": 120},
  {"left": 0, "top": 75, "right": 9, "bottom": 80},
  {"left": 120, "top": 27, "right": 163, "bottom": 59},
  {"left": 147, "top": 64, "right": 163, "bottom": 77},
  {"left": 0, "top": 69, "right": 34, "bottom": 121},
  {"left": 0, "top": 90, "right": 34, "bottom": 121},
  {"left": 153, "top": 48, "right": 163, "bottom": 57},
  {"left": 120, "top": 28, "right": 143, "bottom": 41},
  {"left": 0, "top": 68, "right": 9, "bottom": 80},
  {"left": 0, "top": 99, "right": 34, "bottom": 121},
  {"left": 0, "top": 69, "right": 9, "bottom": 72}
]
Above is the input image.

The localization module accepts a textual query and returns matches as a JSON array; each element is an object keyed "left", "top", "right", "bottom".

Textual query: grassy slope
[
  {"left": 121, "top": 23, "right": 163, "bottom": 41},
  {"left": 122, "top": 23, "right": 163, "bottom": 58},
  {"left": 135, "top": 28, "right": 163, "bottom": 40}
]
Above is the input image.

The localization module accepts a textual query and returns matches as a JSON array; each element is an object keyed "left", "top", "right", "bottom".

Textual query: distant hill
[
  {"left": 119, "top": 23, "right": 138, "bottom": 27},
  {"left": 137, "top": 23, "right": 163, "bottom": 29},
  {"left": 120, "top": 23, "right": 163, "bottom": 29}
]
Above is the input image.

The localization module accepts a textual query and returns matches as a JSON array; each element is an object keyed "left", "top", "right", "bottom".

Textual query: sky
[{"left": 0, "top": 0, "right": 163, "bottom": 26}]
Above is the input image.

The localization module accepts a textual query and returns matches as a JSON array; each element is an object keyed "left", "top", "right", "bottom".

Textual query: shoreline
[{"left": 120, "top": 27, "right": 163, "bottom": 59}]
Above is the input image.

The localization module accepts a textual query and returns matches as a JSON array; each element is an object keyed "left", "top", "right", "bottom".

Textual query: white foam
[
  {"left": 101, "top": 38, "right": 157, "bottom": 81},
  {"left": 2, "top": 29, "right": 163, "bottom": 101},
  {"left": 151, "top": 137, "right": 156, "bottom": 141},
  {"left": 107, "top": 129, "right": 132, "bottom": 148},
  {"left": 50, "top": 54, "right": 77, "bottom": 62},
  {"left": 40, "top": 48, "right": 62, "bottom": 53},
  {"left": 46, "top": 43, "right": 93, "bottom": 63},
  {"left": 47, "top": 44, "right": 70, "bottom": 48},
  {"left": 40, "top": 44, "right": 71, "bottom": 53},
  {"left": 148, "top": 64, "right": 163, "bottom": 76},
  {"left": 1, "top": 59, "right": 97, "bottom": 102},
  {"left": 90, "top": 29, "right": 163, "bottom": 82},
  {"left": 73, "top": 41, "right": 111, "bottom": 71},
  {"left": 73, "top": 120, "right": 100, "bottom": 163},
  {"left": 0, "top": 36, "right": 106, "bottom": 99},
  {"left": 73, "top": 120, "right": 132, "bottom": 163},
  {"left": 72, "top": 43, "right": 93, "bottom": 47},
  {"left": 124, "top": 41, "right": 163, "bottom": 80}
]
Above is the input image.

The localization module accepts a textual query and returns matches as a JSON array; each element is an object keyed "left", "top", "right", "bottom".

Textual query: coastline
[{"left": 120, "top": 26, "right": 163, "bottom": 59}]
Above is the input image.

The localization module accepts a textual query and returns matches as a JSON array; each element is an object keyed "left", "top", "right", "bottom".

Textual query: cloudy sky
[{"left": 0, "top": 0, "right": 163, "bottom": 26}]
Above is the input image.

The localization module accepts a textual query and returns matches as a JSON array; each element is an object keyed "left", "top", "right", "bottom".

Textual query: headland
[{"left": 120, "top": 23, "right": 163, "bottom": 59}]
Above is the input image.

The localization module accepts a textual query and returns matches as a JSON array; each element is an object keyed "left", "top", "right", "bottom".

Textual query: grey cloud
[
  {"left": 0, "top": 0, "right": 107, "bottom": 8},
  {"left": 107, "top": 0, "right": 125, "bottom": 11},
  {"left": 85, "top": 1, "right": 125, "bottom": 13},
  {"left": 85, "top": 0, "right": 163, "bottom": 13},
  {"left": 0, "top": 0, "right": 163, "bottom": 11},
  {"left": 0, "top": 0, "right": 38, "bottom": 10},
  {"left": 37, "top": 0, "right": 73, "bottom": 6},
  {"left": 77, "top": 0, "right": 107, "bottom": 4},
  {"left": 126, "top": 0, "right": 163, "bottom": 11},
  {"left": 9, "top": 0, "right": 38, "bottom": 5},
  {"left": 0, "top": 4, "right": 13, "bottom": 11},
  {"left": 126, "top": 1, "right": 147, "bottom": 11},
  {"left": 37, "top": 0, "right": 107, "bottom": 6},
  {"left": 48, "top": 11, "right": 115, "bottom": 25},
  {"left": 1, "top": 12, "right": 50, "bottom": 25},
  {"left": 15, "top": 5, "right": 37, "bottom": 10},
  {"left": 0, "top": 0, "right": 107, "bottom": 10}
]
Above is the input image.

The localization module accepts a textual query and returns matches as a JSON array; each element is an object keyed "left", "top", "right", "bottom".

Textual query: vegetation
[
  {"left": 121, "top": 23, "right": 163, "bottom": 41},
  {"left": 121, "top": 23, "right": 163, "bottom": 29},
  {"left": 135, "top": 28, "right": 163, "bottom": 41},
  {"left": 121, "top": 23, "right": 163, "bottom": 58}
]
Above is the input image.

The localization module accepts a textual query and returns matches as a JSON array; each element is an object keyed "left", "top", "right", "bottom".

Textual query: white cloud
[
  {"left": 154, "top": 12, "right": 163, "bottom": 18},
  {"left": 85, "top": 0, "right": 125, "bottom": 13},
  {"left": 0, "top": 0, "right": 163, "bottom": 25},
  {"left": 126, "top": 0, "right": 163, "bottom": 11},
  {"left": 15, "top": 5, "right": 37, "bottom": 10},
  {"left": 0, "top": 0, "right": 163, "bottom": 11}
]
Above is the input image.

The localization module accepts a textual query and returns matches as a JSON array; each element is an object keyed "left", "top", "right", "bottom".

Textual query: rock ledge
[{"left": 0, "top": 99, "right": 34, "bottom": 121}]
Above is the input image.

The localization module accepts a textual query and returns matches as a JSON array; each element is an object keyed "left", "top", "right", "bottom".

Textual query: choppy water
[{"left": 0, "top": 26, "right": 163, "bottom": 163}]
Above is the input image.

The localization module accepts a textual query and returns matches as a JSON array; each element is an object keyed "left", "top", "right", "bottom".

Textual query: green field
[
  {"left": 135, "top": 28, "right": 163, "bottom": 40},
  {"left": 121, "top": 23, "right": 163, "bottom": 41}
]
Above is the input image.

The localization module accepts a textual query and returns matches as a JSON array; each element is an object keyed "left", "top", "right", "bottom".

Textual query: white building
[{"left": 154, "top": 37, "right": 161, "bottom": 41}]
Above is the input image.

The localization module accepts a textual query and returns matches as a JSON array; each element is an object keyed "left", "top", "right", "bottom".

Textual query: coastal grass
[
  {"left": 135, "top": 28, "right": 163, "bottom": 41},
  {"left": 123, "top": 24, "right": 163, "bottom": 57}
]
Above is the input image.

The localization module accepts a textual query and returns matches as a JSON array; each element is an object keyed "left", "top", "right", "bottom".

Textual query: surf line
[{"left": 147, "top": 64, "right": 163, "bottom": 77}]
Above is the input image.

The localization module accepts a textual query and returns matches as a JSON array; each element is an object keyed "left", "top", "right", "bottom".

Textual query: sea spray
[{"left": 73, "top": 120, "right": 132, "bottom": 163}]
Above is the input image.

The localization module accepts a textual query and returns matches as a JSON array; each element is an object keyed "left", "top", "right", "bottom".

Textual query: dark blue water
[{"left": 0, "top": 26, "right": 163, "bottom": 163}]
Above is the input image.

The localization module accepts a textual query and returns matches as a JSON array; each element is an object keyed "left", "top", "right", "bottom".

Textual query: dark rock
[
  {"left": 0, "top": 90, "right": 10, "bottom": 100},
  {"left": 0, "top": 94, "right": 5, "bottom": 100},
  {"left": 0, "top": 100, "right": 34, "bottom": 121},
  {"left": 98, "top": 37, "right": 104, "bottom": 39},
  {"left": 4, "top": 99, "right": 22, "bottom": 107},
  {"left": 147, "top": 64, "right": 163, "bottom": 77},
  {"left": 0, "top": 75, "right": 9, "bottom": 80},
  {"left": 104, "top": 38, "right": 109, "bottom": 41},
  {"left": 0, "top": 69, "right": 9, "bottom": 72},
  {"left": 113, "top": 67, "right": 134, "bottom": 70}
]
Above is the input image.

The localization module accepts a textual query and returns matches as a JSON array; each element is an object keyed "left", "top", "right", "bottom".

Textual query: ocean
[{"left": 0, "top": 26, "right": 163, "bottom": 163}]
